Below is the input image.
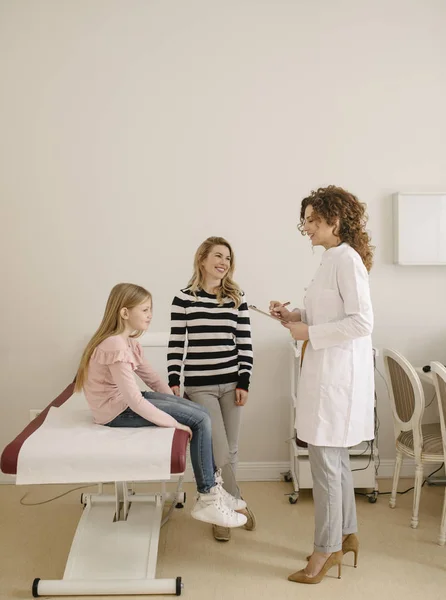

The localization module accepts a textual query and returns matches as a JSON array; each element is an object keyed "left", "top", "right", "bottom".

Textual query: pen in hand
[{"left": 270, "top": 301, "right": 291, "bottom": 320}]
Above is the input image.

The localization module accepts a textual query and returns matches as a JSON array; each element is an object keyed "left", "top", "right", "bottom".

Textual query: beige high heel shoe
[
  {"left": 288, "top": 550, "right": 343, "bottom": 584},
  {"left": 306, "top": 533, "right": 359, "bottom": 567},
  {"left": 341, "top": 533, "right": 359, "bottom": 567}
]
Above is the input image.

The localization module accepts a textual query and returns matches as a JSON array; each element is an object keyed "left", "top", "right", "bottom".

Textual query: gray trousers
[
  {"left": 185, "top": 383, "right": 242, "bottom": 499},
  {"left": 308, "top": 445, "right": 358, "bottom": 553}
]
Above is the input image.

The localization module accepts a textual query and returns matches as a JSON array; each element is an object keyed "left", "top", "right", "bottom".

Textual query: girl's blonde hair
[
  {"left": 74, "top": 283, "right": 152, "bottom": 392},
  {"left": 188, "top": 236, "right": 243, "bottom": 308}
]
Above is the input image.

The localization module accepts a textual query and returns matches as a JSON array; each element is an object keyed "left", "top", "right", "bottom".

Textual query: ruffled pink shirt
[{"left": 83, "top": 334, "right": 178, "bottom": 427}]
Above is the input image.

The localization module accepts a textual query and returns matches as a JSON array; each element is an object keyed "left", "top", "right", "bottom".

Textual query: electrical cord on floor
[
  {"left": 20, "top": 485, "right": 93, "bottom": 506},
  {"left": 355, "top": 463, "right": 445, "bottom": 497},
  {"left": 20, "top": 481, "right": 186, "bottom": 527}
]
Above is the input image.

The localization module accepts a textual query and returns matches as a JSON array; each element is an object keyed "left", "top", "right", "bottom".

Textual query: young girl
[
  {"left": 75, "top": 282, "right": 247, "bottom": 530},
  {"left": 168, "top": 237, "right": 256, "bottom": 542}
]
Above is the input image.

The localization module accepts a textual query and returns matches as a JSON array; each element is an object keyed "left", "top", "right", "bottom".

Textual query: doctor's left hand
[
  {"left": 235, "top": 388, "right": 249, "bottom": 406},
  {"left": 282, "top": 321, "right": 309, "bottom": 341}
]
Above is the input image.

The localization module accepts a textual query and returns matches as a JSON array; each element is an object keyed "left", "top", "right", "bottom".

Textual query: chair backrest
[
  {"left": 430, "top": 361, "right": 446, "bottom": 460},
  {"left": 383, "top": 349, "right": 425, "bottom": 453}
]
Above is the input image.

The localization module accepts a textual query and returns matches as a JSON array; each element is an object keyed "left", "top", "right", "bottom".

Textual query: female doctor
[{"left": 270, "top": 186, "right": 374, "bottom": 585}]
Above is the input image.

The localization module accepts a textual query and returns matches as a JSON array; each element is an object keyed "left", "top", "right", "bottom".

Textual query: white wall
[{"left": 1, "top": 0, "right": 446, "bottom": 476}]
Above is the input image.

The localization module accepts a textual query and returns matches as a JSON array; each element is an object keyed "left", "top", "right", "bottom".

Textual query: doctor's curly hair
[{"left": 298, "top": 186, "right": 374, "bottom": 272}]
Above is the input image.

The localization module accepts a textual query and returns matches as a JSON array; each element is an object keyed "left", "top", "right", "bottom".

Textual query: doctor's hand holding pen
[
  {"left": 269, "top": 300, "right": 292, "bottom": 321},
  {"left": 269, "top": 301, "right": 309, "bottom": 341}
]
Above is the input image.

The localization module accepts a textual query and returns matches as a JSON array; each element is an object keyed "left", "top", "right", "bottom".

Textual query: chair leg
[
  {"left": 389, "top": 450, "right": 403, "bottom": 508},
  {"left": 411, "top": 464, "right": 424, "bottom": 529},
  {"left": 438, "top": 488, "right": 446, "bottom": 546}
]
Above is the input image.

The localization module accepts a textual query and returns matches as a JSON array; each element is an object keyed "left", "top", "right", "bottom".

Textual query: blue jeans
[{"left": 105, "top": 392, "right": 216, "bottom": 493}]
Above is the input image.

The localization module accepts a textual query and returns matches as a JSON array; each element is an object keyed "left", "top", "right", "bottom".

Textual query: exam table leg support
[{"left": 32, "top": 481, "right": 185, "bottom": 597}]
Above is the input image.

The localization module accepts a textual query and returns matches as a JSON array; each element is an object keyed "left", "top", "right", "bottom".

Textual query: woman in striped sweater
[{"left": 168, "top": 236, "right": 256, "bottom": 542}]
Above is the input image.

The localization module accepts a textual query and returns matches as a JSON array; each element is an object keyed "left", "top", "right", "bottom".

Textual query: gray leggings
[
  {"left": 185, "top": 383, "right": 242, "bottom": 499},
  {"left": 308, "top": 445, "right": 358, "bottom": 553}
]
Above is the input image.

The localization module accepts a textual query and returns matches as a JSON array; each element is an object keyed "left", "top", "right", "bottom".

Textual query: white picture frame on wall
[{"left": 393, "top": 193, "right": 446, "bottom": 265}]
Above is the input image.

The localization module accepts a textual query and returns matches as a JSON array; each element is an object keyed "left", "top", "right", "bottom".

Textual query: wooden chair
[
  {"left": 430, "top": 361, "right": 446, "bottom": 545},
  {"left": 383, "top": 348, "right": 443, "bottom": 529}
]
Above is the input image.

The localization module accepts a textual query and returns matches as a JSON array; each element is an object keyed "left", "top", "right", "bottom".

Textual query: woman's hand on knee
[{"left": 170, "top": 386, "right": 181, "bottom": 397}]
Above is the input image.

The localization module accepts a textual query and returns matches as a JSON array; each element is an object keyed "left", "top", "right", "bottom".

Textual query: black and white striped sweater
[{"left": 168, "top": 288, "right": 253, "bottom": 390}]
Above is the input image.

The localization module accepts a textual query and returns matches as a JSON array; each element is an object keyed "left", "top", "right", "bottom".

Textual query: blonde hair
[
  {"left": 188, "top": 236, "right": 243, "bottom": 308},
  {"left": 74, "top": 283, "right": 152, "bottom": 392}
]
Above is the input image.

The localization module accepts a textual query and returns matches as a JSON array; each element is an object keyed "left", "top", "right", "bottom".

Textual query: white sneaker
[
  {"left": 214, "top": 470, "right": 247, "bottom": 511},
  {"left": 191, "top": 486, "right": 248, "bottom": 528}
]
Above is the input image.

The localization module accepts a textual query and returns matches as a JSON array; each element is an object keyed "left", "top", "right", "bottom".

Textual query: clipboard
[{"left": 248, "top": 305, "right": 286, "bottom": 322}]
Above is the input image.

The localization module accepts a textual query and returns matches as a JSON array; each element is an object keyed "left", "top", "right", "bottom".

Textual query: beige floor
[{"left": 0, "top": 479, "right": 445, "bottom": 600}]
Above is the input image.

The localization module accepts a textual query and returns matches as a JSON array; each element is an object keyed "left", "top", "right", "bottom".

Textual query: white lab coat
[{"left": 296, "top": 243, "right": 374, "bottom": 447}]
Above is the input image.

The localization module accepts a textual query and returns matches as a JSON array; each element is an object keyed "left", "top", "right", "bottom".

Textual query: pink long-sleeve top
[{"left": 83, "top": 334, "right": 178, "bottom": 427}]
